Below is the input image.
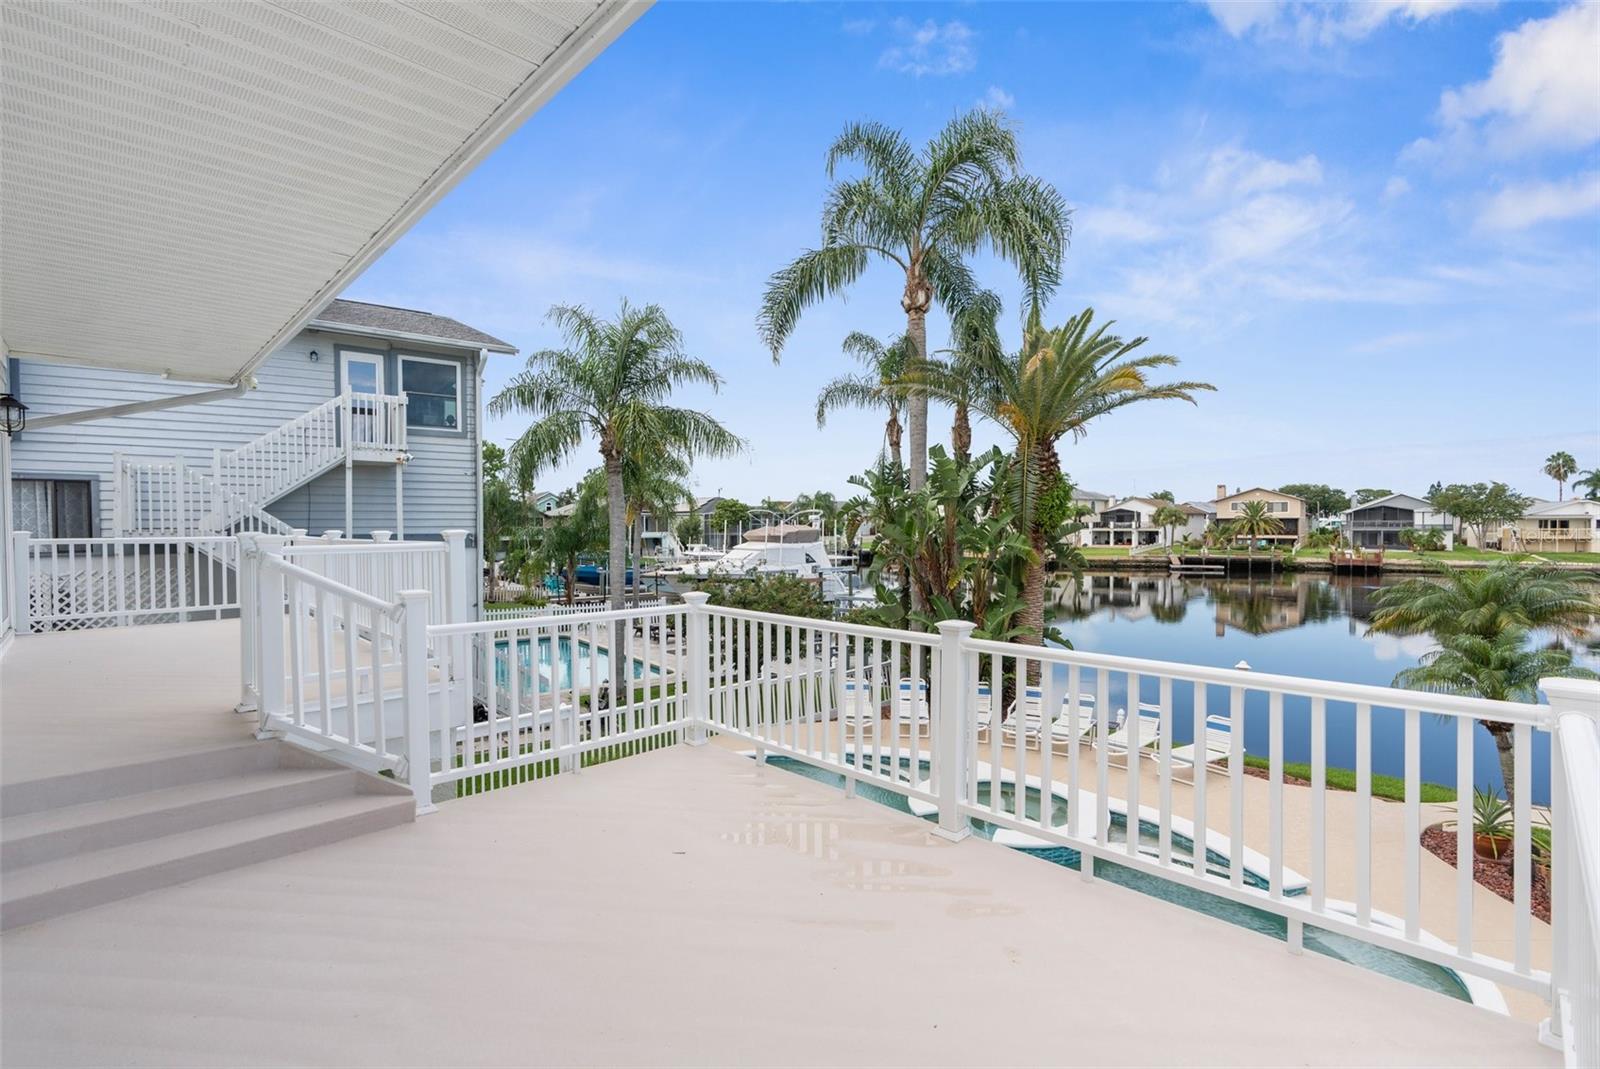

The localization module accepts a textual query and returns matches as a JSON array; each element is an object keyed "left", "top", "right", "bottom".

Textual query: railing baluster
[
  {"left": 1356, "top": 702, "right": 1372, "bottom": 925},
  {"left": 1268, "top": 690, "right": 1283, "bottom": 899},
  {"left": 1513, "top": 722, "right": 1531, "bottom": 975},
  {"left": 1041, "top": 659, "right": 1056, "bottom": 832},
  {"left": 1229, "top": 686, "right": 1245, "bottom": 889},
  {"left": 1125, "top": 671, "right": 1141, "bottom": 860},
  {"left": 989, "top": 652, "right": 1002, "bottom": 818},
  {"left": 1095, "top": 667, "right": 1110, "bottom": 851},
  {"left": 1455, "top": 715, "right": 1474, "bottom": 956},
  {"left": 1404, "top": 707, "right": 1421, "bottom": 940},
  {"left": 1310, "top": 696, "right": 1325, "bottom": 913},
  {"left": 1192, "top": 681, "right": 1208, "bottom": 881},
  {"left": 1158, "top": 676, "right": 1173, "bottom": 865}
]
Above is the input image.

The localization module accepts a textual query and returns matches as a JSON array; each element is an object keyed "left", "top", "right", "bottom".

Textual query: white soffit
[{"left": 1, "top": 0, "right": 646, "bottom": 383}]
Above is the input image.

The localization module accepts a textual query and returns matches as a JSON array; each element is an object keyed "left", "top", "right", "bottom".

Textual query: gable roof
[
  {"left": 1345, "top": 492, "right": 1434, "bottom": 513},
  {"left": 313, "top": 300, "right": 516, "bottom": 354},
  {"left": 1214, "top": 487, "right": 1305, "bottom": 505},
  {"left": 1525, "top": 498, "right": 1600, "bottom": 518}
]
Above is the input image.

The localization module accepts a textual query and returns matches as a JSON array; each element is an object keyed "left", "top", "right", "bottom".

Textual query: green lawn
[
  {"left": 1079, "top": 546, "right": 1131, "bottom": 558},
  {"left": 1242, "top": 754, "right": 1455, "bottom": 802}
]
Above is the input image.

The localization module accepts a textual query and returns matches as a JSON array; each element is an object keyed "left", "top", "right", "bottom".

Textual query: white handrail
[{"left": 1551, "top": 712, "right": 1600, "bottom": 1065}]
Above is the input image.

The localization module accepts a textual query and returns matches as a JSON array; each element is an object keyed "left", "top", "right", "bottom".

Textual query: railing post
[
  {"left": 397, "top": 589, "right": 437, "bottom": 815},
  {"left": 235, "top": 533, "right": 260, "bottom": 713},
  {"left": 1539, "top": 676, "right": 1600, "bottom": 1052},
  {"left": 254, "top": 536, "right": 288, "bottom": 738},
  {"left": 440, "top": 530, "right": 470, "bottom": 625},
  {"left": 934, "top": 619, "right": 976, "bottom": 842},
  {"left": 681, "top": 591, "right": 711, "bottom": 745},
  {"left": 10, "top": 531, "right": 32, "bottom": 635}
]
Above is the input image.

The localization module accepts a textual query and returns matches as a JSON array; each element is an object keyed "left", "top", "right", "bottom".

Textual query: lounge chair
[
  {"left": 1171, "top": 714, "right": 1238, "bottom": 778},
  {"left": 894, "top": 678, "right": 932, "bottom": 737},
  {"left": 1099, "top": 705, "right": 1163, "bottom": 764}
]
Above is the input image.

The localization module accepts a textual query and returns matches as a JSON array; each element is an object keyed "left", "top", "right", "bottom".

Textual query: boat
[
  {"left": 683, "top": 524, "right": 866, "bottom": 604},
  {"left": 574, "top": 561, "right": 633, "bottom": 586}
]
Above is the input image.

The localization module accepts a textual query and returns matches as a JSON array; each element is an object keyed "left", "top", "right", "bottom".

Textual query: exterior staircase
[
  {"left": 112, "top": 390, "right": 407, "bottom": 537},
  {"left": 0, "top": 740, "right": 414, "bottom": 930}
]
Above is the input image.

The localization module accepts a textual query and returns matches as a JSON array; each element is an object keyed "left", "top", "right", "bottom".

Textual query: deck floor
[{"left": 3, "top": 741, "right": 1554, "bottom": 1067}]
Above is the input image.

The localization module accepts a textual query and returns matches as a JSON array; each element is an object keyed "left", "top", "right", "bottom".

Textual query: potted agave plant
[{"left": 1472, "top": 788, "right": 1514, "bottom": 861}]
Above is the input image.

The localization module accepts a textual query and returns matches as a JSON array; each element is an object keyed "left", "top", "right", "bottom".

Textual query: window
[
  {"left": 1538, "top": 519, "right": 1571, "bottom": 531},
  {"left": 13, "top": 479, "right": 93, "bottom": 538},
  {"left": 400, "top": 356, "right": 461, "bottom": 431}
]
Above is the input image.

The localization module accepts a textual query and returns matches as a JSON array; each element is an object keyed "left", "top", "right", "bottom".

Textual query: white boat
[
  {"left": 683, "top": 524, "right": 863, "bottom": 603},
  {"left": 680, "top": 543, "right": 723, "bottom": 563}
]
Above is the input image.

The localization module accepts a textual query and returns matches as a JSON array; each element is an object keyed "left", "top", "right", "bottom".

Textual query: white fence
[
  {"left": 483, "top": 597, "right": 665, "bottom": 622},
  {"left": 236, "top": 555, "right": 1599, "bottom": 1049},
  {"left": 10, "top": 533, "right": 239, "bottom": 632}
]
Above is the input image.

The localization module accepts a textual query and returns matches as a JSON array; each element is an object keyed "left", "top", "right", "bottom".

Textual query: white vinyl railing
[
  {"left": 1549, "top": 706, "right": 1600, "bottom": 1067},
  {"left": 239, "top": 566, "right": 1596, "bottom": 1047},
  {"left": 9, "top": 532, "right": 239, "bottom": 632},
  {"left": 483, "top": 597, "right": 666, "bottom": 622},
  {"left": 431, "top": 602, "right": 689, "bottom": 794},
  {"left": 112, "top": 389, "right": 406, "bottom": 537}
]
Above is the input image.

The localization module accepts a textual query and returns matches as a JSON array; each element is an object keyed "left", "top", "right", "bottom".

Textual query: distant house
[
  {"left": 1340, "top": 493, "right": 1456, "bottom": 550},
  {"left": 1212, "top": 486, "right": 1306, "bottom": 547},
  {"left": 1506, "top": 498, "right": 1600, "bottom": 553},
  {"left": 1087, "top": 497, "right": 1208, "bottom": 548},
  {"left": 527, "top": 490, "right": 562, "bottom": 517}
]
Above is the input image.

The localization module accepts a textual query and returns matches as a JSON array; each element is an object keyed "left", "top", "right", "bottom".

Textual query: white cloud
[
  {"left": 1382, "top": 176, "right": 1411, "bottom": 201},
  {"left": 1477, "top": 172, "right": 1600, "bottom": 231},
  {"left": 1431, "top": 3, "right": 1600, "bottom": 155},
  {"left": 1203, "top": 0, "right": 1480, "bottom": 45},
  {"left": 1082, "top": 205, "right": 1167, "bottom": 244},
  {"left": 979, "top": 85, "right": 1015, "bottom": 111},
  {"left": 877, "top": 19, "right": 976, "bottom": 77},
  {"left": 1200, "top": 145, "right": 1322, "bottom": 197},
  {"left": 841, "top": 18, "right": 876, "bottom": 36}
]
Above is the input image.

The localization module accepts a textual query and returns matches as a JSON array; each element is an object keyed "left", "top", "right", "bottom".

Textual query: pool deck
[{"left": 0, "top": 622, "right": 1558, "bottom": 1065}]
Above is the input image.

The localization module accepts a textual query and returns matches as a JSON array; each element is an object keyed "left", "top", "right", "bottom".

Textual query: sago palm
[
  {"left": 816, "top": 332, "right": 911, "bottom": 470},
  {"left": 760, "top": 109, "right": 1069, "bottom": 492},
  {"left": 1543, "top": 451, "right": 1577, "bottom": 501},
  {"left": 923, "top": 308, "right": 1213, "bottom": 645}
]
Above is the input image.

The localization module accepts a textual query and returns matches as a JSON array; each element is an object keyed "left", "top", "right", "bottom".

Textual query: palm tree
[
  {"left": 759, "top": 109, "right": 1069, "bottom": 492},
  {"left": 1371, "top": 562, "right": 1598, "bottom": 800},
  {"left": 1151, "top": 503, "right": 1190, "bottom": 548},
  {"left": 481, "top": 472, "right": 524, "bottom": 603},
  {"left": 490, "top": 302, "right": 744, "bottom": 697},
  {"left": 519, "top": 475, "right": 606, "bottom": 606},
  {"left": 623, "top": 448, "right": 692, "bottom": 599},
  {"left": 815, "top": 332, "right": 911, "bottom": 470},
  {"left": 1576, "top": 468, "right": 1600, "bottom": 502},
  {"left": 1543, "top": 451, "right": 1578, "bottom": 501},
  {"left": 1396, "top": 630, "right": 1595, "bottom": 798},
  {"left": 939, "top": 290, "right": 1004, "bottom": 466},
  {"left": 1228, "top": 501, "right": 1284, "bottom": 564},
  {"left": 922, "top": 308, "right": 1213, "bottom": 645}
]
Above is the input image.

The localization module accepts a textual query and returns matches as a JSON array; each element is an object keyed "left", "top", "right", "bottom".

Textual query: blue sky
[{"left": 349, "top": 0, "right": 1600, "bottom": 506}]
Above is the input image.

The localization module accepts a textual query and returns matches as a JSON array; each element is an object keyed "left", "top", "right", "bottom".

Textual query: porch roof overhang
[{"left": 0, "top": 0, "right": 644, "bottom": 384}]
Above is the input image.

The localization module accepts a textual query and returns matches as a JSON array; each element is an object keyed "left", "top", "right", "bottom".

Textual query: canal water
[{"left": 1046, "top": 570, "right": 1584, "bottom": 806}]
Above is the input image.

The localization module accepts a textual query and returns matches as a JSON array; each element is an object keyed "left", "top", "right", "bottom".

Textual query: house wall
[
  {"left": 8, "top": 329, "right": 482, "bottom": 540},
  {"left": 1216, "top": 489, "right": 1305, "bottom": 542}
]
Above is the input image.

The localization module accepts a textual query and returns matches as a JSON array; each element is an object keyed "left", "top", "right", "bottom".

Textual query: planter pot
[{"left": 1474, "top": 833, "right": 1512, "bottom": 861}]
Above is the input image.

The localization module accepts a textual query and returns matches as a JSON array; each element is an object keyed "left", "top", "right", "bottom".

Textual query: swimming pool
[
  {"left": 757, "top": 753, "right": 1475, "bottom": 1005},
  {"left": 494, "top": 635, "right": 661, "bottom": 695}
]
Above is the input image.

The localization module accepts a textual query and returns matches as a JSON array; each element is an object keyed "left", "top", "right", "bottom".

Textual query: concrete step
[
  {"left": 0, "top": 791, "right": 414, "bottom": 931},
  {"left": 0, "top": 741, "right": 282, "bottom": 817},
  {"left": 0, "top": 766, "right": 361, "bottom": 869}
]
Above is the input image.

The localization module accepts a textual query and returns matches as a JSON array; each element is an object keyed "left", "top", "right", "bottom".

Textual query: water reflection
[{"left": 1046, "top": 569, "right": 1569, "bottom": 804}]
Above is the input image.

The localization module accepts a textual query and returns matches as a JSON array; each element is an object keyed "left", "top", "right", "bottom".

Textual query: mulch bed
[
  {"left": 1242, "top": 764, "right": 1313, "bottom": 788},
  {"left": 1421, "top": 823, "right": 1550, "bottom": 924}
]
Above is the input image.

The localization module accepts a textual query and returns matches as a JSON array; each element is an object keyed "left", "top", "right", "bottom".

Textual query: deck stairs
[
  {"left": 112, "top": 390, "right": 407, "bottom": 538},
  {"left": 0, "top": 740, "right": 414, "bottom": 930}
]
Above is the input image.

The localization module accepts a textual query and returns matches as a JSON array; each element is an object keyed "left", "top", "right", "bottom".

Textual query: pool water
[
  {"left": 494, "top": 635, "right": 660, "bottom": 695},
  {"left": 759, "top": 754, "right": 1471, "bottom": 1004}
]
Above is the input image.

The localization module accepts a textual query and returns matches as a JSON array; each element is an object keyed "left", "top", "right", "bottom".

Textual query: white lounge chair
[
  {"left": 1099, "top": 705, "right": 1163, "bottom": 764},
  {"left": 894, "top": 678, "right": 931, "bottom": 737},
  {"left": 1172, "top": 713, "right": 1238, "bottom": 778}
]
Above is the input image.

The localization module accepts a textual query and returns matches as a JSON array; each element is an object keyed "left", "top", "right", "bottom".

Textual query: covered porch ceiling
[{"left": 0, "top": 0, "right": 646, "bottom": 384}]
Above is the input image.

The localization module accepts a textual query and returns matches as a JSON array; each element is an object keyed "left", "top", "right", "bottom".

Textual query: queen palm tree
[
  {"left": 1372, "top": 562, "right": 1598, "bottom": 800},
  {"left": 759, "top": 109, "right": 1069, "bottom": 492},
  {"left": 815, "top": 332, "right": 911, "bottom": 470},
  {"left": 491, "top": 303, "right": 744, "bottom": 695},
  {"left": 1576, "top": 468, "right": 1600, "bottom": 502},
  {"left": 922, "top": 308, "right": 1213, "bottom": 645},
  {"left": 1151, "top": 503, "right": 1191, "bottom": 548},
  {"left": 1544, "top": 451, "right": 1578, "bottom": 501},
  {"left": 623, "top": 448, "right": 692, "bottom": 600}
]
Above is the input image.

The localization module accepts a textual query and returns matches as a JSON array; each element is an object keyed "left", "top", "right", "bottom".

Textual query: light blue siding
[{"left": 9, "top": 329, "right": 483, "bottom": 541}]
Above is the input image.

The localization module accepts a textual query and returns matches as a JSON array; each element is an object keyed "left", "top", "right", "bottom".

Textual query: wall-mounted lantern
[{"left": 0, "top": 393, "right": 27, "bottom": 436}]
